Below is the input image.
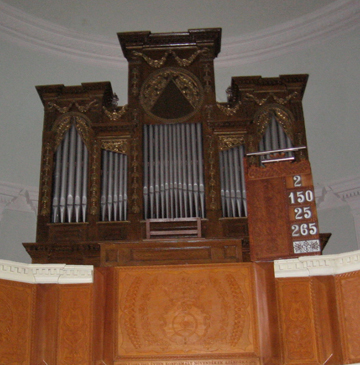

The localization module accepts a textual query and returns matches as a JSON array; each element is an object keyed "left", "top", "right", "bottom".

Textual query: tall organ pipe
[
  {"left": 219, "top": 145, "right": 247, "bottom": 218},
  {"left": 100, "top": 149, "right": 128, "bottom": 222},
  {"left": 51, "top": 122, "right": 88, "bottom": 223},
  {"left": 143, "top": 123, "right": 205, "bottom": 219}
]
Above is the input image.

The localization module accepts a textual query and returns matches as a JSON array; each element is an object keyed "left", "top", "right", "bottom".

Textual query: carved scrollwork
[
  {"left": 245, "top": 92, "right": 298, "bottom": 106},
  {"left": 103, "top": 104, "right": 129, "bottom": 121},
  {"left": 132, "top": 48, "right": 208, "bottom": 68},
  {"left": 90, "top": 140, "right": 100, "bottom": 215},
  {"left": 216, "top": 101, "right": 242, "bottom": 116},
  {"left": 255, "top": 105, "right": 294, "bottom": 140},
  {"left": 131, "top": 137, "right": 140, "bottom": 214},
  {"left": 218, "top": 135, "right": 245, "bottom": 151},
  {"left": 46, "top": 99, "right": 99, "bottom": 114},
  {"left": 101, "top": 139, "right": 128, "bottom": 154},
  {"left": 40, "top": 142, "right": 52, "bottom": 216}
]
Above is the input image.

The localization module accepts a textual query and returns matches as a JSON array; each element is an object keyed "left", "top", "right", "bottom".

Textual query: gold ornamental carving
[
  {"left": 46, "top": 99, "right": 99, "bottom": 114},
  {"left": 245, "top": 92, "right": 298, "bottom": 106},
  {"left": 90, "top": 140, "right": 100, "bottom": 215},
  {"left": 132, "top": 48, "right": 208, "bottom": 68},
  {"left": 130, "top": 137, "right": 140, "bottom": 214},
  {"left": 218, "top": 136, "right": 245, "bottom": 151},
  {"left": 103, "top": 104, "right": 129, "bottom": 121},
  {"left": 101, "top": 139, "right": 128, "bottom": 154},
  {"left": 40, "top": 142, "right": 52, "bottom": 216},
  {"left": 140, "top": 68, "right": 203, "bottom": 123},
  {"left": 207, "top": 135, "right": 217, "bottom": 210},
  {"left": 53, "top": 114, "right": 92, "bottom": 150},
  {"left": 254, "top": 106, "right": 294, "bottom": 140},
  {"left": 116, "top": 264, "right": 256, "bottom": 356},
  {"left": 216, "top": 101, "right": 242, "bottom": 116}
]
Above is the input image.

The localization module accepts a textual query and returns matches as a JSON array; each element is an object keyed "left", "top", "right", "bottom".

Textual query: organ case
[{"left": 24, "top": 28, "right": 327, "bottom": 265}]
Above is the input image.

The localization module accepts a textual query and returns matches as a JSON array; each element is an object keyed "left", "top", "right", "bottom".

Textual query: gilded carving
[
  {"left": 74, "top": 116, "right": 91, "bottom": 149},
  {"left": 131, "top": 137, "right": 140, "bottom": 214},
  {"left": 216, "top": 101, "right": 242, "bottom": 116},
  {"left": 202, "top": 63, "right": 212, "bottom": 93},
  {"left": 132, "top": 48, "right": 207, "bottom": 68},
  {"left": 245, "top": 92, "right": 298, "bottom": 106},
  {"left": 254, "top": 106, "right": 294, "bottom": 140},
  {"left": 116, "top": 265, "right": 256, "bottom": 356},
  {"left": 218, "top": 136, "right": 245, "bottom": 151},
  {"left": 101, "top": 139, "right": 128, "bottom": 154},
  {"left": 90, "top": 140, "right": 100, "bottom": 215},
  {"left": 46, "top": 99, "right": 99, "bottom": 114},
  {"left": 207, "top": 135, "right": 217, "bottom": 210},
  {"left": 103, "top": 104, "right": 129, "bottom": 121},
  {"left": 40, "top": 142, "right": 52, "bottom": 216},
  {"left": 141, "top": 69, "right": 202, "bottom": 113},
  {"left": 131, "top": 67, "right": 140, "bottom": 96}
]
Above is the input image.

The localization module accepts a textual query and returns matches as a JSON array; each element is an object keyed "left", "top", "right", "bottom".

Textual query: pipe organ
[{"left": 24, "top": 28, "right": 328, "bottom": 266}]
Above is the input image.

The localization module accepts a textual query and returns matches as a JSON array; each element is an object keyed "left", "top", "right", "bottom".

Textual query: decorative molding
[
  {"left": 0, "top": 0, "right": 358, "bottom": 69},
  {"left": 0, "top": 181, "right": 38, "bottom": 220},
  {"left": 274, "top": 249, "right": 360, "bottom": 278},
  {"left": 0, "top": 259, "right": 93, "bottom": 284}
]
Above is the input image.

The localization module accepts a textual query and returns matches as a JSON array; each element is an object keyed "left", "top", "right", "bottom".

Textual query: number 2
[{"left": 293, "top": 175, "right": 302, "bottom": 187}]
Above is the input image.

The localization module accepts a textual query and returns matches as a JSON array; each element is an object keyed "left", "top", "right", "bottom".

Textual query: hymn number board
[{"left": 286, "top": 173, "right": 320, "bottom": 254}]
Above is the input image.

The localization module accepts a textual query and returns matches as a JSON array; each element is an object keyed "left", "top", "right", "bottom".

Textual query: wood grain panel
[
  {"left": 276, "top": 278, "right": 319, "bottom": 364},
  {"left": 0, "top": 279, "right": 35, "bottom": 365},
  {"left": 57, "top": 284, "right": 93, "bottom": 365},
  {"left": 112, "top": 264, "right": 259, "bottom": 362},
  {"left": 336, "top": 271, "right": 360, "bottom": 363}
]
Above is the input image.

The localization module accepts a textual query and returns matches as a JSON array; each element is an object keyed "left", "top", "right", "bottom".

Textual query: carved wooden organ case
[{"left": 24, "top": 28, "right": 327, "bottom": 266}]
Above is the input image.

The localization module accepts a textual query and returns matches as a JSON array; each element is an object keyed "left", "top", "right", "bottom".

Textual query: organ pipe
[
  {"left": 143, "top": 123, "right": 205, "bottom": 219},
  {"left": 219, "top": 144, "right": 247, "bottom": 218},
  {"left": 52, "top": 123, "right": 88, "bottom": 223},
  {"left": 100, "top": 150, "right": 128, "bottom": 222}
]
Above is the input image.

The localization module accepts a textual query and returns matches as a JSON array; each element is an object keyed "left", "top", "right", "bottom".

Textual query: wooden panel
[
  {"left": 100, "top": 239, "right": 243, "bottom": 266},
  {"left": 57, "top": 284, "right": 93, "bottom": 365},
  {"left": 336, "top": 271, "right": 360, "bottom": 363},
  {"left": 276, "top": 278, "right": 319, "bottom": 364},
  {"left": 111, "top": 264, "right": 259, "bottom": 363},
  {"left": 0, "top": 279, "right": 35, "bottom": 365}
]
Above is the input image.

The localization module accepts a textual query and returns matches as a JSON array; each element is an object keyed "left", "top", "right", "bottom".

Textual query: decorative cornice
[
  {"left": 274, "top": 249, "right": 360, "bottom": 278},
  {"left": 0, "top": 0, "right": 358, "bottom": 69},
  {"left": 0, "top": 181, "right": 38, "bottom": 219},
  {"left": 0, "top": 259, "right": 93, "bottom": 284}
]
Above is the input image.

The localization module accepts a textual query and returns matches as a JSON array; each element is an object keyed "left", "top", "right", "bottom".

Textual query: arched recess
[
  {"left": 218, "top": 135, "right": 247, "bottom": 218},
  {"left": 253, "top": 104, "right": 295, "bottom": 163},
  {"left": 51, "top": 113, "right": 92, "bottom": 223}
]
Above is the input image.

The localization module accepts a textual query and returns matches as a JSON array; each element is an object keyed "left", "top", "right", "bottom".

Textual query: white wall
[{"left": 0, "top": 1, "right": 359, "bottom": 262}]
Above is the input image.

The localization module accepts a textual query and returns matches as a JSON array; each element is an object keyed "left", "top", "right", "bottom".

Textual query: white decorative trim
[
  {"left": 0, "top": 259, "right": 93, "bottom": 284},
  {"left": 0, "top": 0, "right": 359, "bottom": 69},
  {"left": 274, "top": 249, "right": 360, "bottom": 278}
]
